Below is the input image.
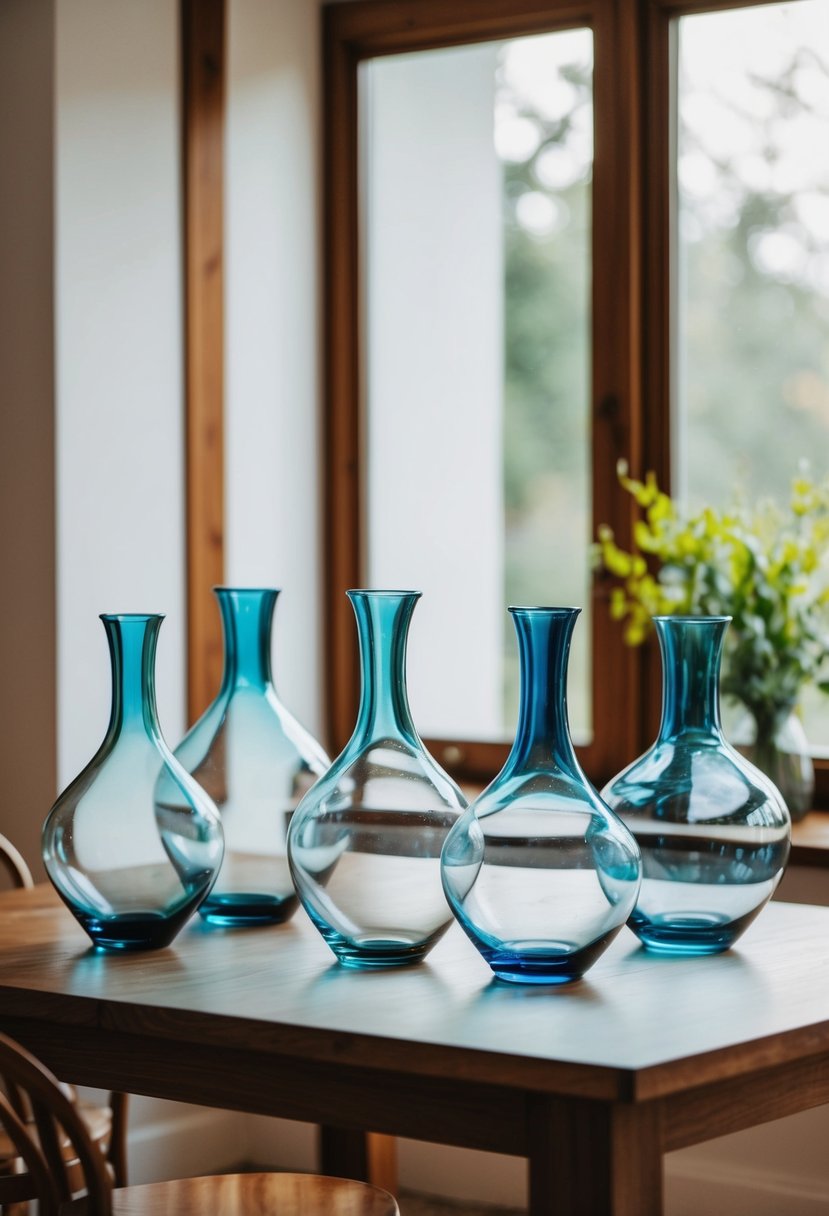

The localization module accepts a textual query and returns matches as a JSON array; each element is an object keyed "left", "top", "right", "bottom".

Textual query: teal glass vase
[
  {"left": 287, "top": 590, "right": 467, "bottom": 968},
  {"left": 601, "top": 616, "right": 791, "bottom": 955},
  {"left": 441, "top": 607, "right": 641, "bottom": 984},
  {"left": 173, "top": 588, "right": 330, "bottom": 927},
  {"left": 42, "top": 614, "right": 224, "bottom": 951}
]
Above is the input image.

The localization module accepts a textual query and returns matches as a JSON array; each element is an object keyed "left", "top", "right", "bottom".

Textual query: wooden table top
[{"left": 2, "top": 886, "right": 829, "bottom": 1105}]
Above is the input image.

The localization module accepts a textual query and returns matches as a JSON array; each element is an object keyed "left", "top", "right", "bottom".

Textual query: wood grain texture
[
  {"left": 326, "top": 0, "right": 597, "bottom": 55},
  {"left": 66, "top": 1173, "right": 399, "bottom": 1216},
  {"left": 3, "top": 889, "right": 829, "bottom": 1103},
  {"left": 323, "top": 10, "right": 362, "bottom": 753},
  {"left": 319, "top": 1127, "right": 398, "bottom": 1196},
  {"left": 182, "top": 0, "right": 226, "bottom": 723},
  {"left": 589, "top": 0, "right": 647, "bottom": 782},
  {"left": 528, "top": 1095, "right": 663, "bottom": 1216},
  {"left": 6, "top": 888, "right": 829, "bottom": 1211}
]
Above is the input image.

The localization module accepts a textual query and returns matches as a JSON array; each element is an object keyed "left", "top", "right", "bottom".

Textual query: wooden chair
[
  {"left": 0, "top": 1033, "right": 399, "bottom": 1216},
  {"left": 0, "top": 834, "right": 128, "bottom": 1190}
]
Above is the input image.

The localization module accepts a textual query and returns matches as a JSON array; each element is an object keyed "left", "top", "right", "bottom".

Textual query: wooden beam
[{"left": 182, "top": 0, "right": 226, "bottom": 724}]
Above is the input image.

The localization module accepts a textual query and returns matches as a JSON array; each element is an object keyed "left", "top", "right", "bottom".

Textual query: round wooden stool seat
[{"left": 64, "top": 1172, "right": 399, "bottom": 1215}]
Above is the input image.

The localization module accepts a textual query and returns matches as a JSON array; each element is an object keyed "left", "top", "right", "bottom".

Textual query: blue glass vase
[
  {"left": 287, "top": 590, "right": 467, "bottom": 968},
  {"left": 173, "top": 588, "right": 330, "bottom": 926},
  {"left": 441, "top": 607, "right": 641, "bottom": 984},
  {"left": 42, "top": 614, "right": 224, "bottom": 951},
  {"left": 601, "top": 616, "right": 791, "bottom": 955}
]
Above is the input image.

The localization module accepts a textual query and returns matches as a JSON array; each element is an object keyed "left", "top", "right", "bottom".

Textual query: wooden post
[{"left": 182, "top": 0, "right": 226, "bottom": 723}]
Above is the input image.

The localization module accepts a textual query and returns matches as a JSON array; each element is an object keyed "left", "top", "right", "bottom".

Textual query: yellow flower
[{"left": 593, "top": 463, "right": 829, "bottom": 712}]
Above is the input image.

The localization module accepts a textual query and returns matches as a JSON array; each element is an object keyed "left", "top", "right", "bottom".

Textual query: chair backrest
[
  {"left": 0, "top": 1032, "right": 113, "bottom": 1216},
  {"left": 0, "top": 832, "right": 34, "bottom": 889}
]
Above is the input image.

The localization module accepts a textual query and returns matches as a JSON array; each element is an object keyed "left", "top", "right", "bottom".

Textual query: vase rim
[
  {"left": 212, "top": 585, "right": 280, "bottom": 594},
  {"left": 508, "top": 604, "right": 581, "bottom": 615},
  {"left": 653, "top": 614, "right": 732, "bottom": 624},
  {"left": 99, "top": 613, "right": 165, "bottom": 622},
  {"left": 347, "top": 588, "right": 422, "bottom": 597}
]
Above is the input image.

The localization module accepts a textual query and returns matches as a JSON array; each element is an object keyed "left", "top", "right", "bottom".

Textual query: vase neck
[
  {"left": 349, "top": 591, "right": 420, "bottom": 742},
  {"left": 216, "top": 588, "right": 278, "bottom": 693},
  {"left": 507, "top": 608, "right": 581, "bottom": 773},
  {"left": 748, "top": 700, "right": 796, "bottom": 739},
  {"left": 102, "top": 614, "right": 163, "bottom": 740},
  {"left": 655, "top": 616, "right": 729, "bottom": 741}
]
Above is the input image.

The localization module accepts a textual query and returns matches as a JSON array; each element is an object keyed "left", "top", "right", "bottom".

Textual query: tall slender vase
[
  {"left": 174, "top": 588, "right": 330, "bottom": 926},
  {"left": 602, "top": 616, "right": 791, "bottom": 955},
  {"left": 42, "top": 614, "right": 224, "bottom": 951},
  {"left": 441, "top": 607, "right": 641, "bottom": 984},
  {"left": 287, "top": 590, "right": 467, "bottom": 968}
]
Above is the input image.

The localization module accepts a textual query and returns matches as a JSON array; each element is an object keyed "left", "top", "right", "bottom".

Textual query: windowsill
[
  {"left": 461, "top": 785, "right": 829, "bottom": 869},
  {"left": 790, "top": 812, "right": 829, "bottom": 868}
]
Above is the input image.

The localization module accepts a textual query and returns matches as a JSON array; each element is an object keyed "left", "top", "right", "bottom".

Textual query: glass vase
[
  {"left": 601, "top": 616, "right": 791, "bottom": 955},
  {"left": 173, "top": 588, "right": 330, "bottom": 926},
  {"left": 731, "top": 703, "right": 814, "bottom": 824},
  {"left": 287, "top": 590, "right": 467, "bottom": 968},
  {"left": 441, "top": 607, "right": 641, "bottom": 984},
  {"left": 42, "top": 614, "right": 224, "bottom": 951}
]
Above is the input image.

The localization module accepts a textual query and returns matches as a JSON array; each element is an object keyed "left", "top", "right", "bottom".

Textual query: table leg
[
  {"left": 527, "top": 1096, "right": 663, "bottom": 1216},
  {"left": 318, "top": 1127, "right": 398, "bottom": 1196}
]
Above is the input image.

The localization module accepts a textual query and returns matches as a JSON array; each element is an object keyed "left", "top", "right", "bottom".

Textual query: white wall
[
  {"left": 225, "top": 0, "right": 324, "bottom": 738},
  {"left": 55, "top": 0, "right": 186, "bottom": 786}
]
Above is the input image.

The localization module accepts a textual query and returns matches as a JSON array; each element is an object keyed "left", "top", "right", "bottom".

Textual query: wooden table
[{"left": 3, "top": 887, "right": 829, "bottom": 1214}]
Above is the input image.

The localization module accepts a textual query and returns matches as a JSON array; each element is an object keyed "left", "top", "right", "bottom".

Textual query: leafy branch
[{"left": 594, "top": 464, "right": 829, "bottom": 725}]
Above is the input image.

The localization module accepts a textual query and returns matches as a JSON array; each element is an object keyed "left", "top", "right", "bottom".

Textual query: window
[
  {"left": 675, "top": 2, "right": 829, "bottom": 747},
  {"left": 323, "top": 0, "right": 829, "bottom": 799},
  {"left": 362, "top": 32, "right": 594, "bottom": 745}
]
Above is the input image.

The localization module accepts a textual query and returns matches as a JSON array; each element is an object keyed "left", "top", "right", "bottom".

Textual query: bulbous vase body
[
  {"left": 287, "top": 591, "right": 467, "bottom": 968},
  {"left": 601, "top": 616, "right": 791, "bottom": 955},
  {"left": 174, "top": 588, "right": 330, "bottom": 926},
  {"left": 42, "top": 614, "right": 224, "bottom": 951},
  {"left": 441, "top": 608, "right": 642, "bottom": 984}
]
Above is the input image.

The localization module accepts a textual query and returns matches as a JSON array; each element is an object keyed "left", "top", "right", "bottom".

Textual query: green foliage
[
  {"left": 594, "top": 465, "right": 829, "bottom": 726},
  {"left": 501, "top": 61, "right": 592, "bottom": 516},
  {"left": 679, "top": 44, "right": 829, "bottom": 508}
]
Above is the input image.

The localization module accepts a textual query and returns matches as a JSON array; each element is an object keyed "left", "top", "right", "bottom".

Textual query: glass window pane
[
  {"left": 676, "top": 1, "right": 829, "bottom": 744},
  {"left": 361, "top": 30, "right": 594, "bottom": 744}
]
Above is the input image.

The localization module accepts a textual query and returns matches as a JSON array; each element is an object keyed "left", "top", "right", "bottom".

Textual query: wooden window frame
[
  {"left": 643, "top": 0, "right": 829, "bottom": 804},
  {"left": 182, "top": 0, "right": 226, "bottom": 725},
  {"left": 323, "top": 0, "right": 647, "bottom": 787},
  {"left": 322, "top": 0, "right": 829, "bottom": 802}
]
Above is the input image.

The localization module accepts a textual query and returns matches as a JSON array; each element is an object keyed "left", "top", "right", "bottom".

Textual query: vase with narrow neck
[
  {"left": 42, "top": 614, "right": 224, "bottom": 951},
  {"left": 287, "top": 590, "right": 467, "bottom": 968},
  {"left": 441, "top": 607, "right": 641, "bottom": 984},
  {"left": 601, "top": 616, "right": 791, "bottom": 955},
  {"left": 173, "top": 588, "right": 330, "bottom": 927}
]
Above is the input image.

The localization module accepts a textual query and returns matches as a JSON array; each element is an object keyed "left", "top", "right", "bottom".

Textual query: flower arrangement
[{"left": 594, "top": 464, "right": 829, "bottom": 737}]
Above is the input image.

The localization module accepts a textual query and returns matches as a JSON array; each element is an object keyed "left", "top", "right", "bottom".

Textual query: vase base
[
  {"left": 324, "top": 926, "right": 447, "bottom": 969},
  {"left": 199, "top": 891, "right": 298, "bottom": 927},
  {"left": 77, "top": 909, "right": 191, "bottom": 952},
  {"left": 480, "top": 931, "right": 623, "bottom": 985},
  {"left": 633, "top": 910, "right": 752, "bottom": 955}
]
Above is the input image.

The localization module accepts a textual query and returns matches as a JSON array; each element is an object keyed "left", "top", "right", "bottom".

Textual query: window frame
[{"left": 321, "top": 0, "right": 829, "bottom": 801}]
